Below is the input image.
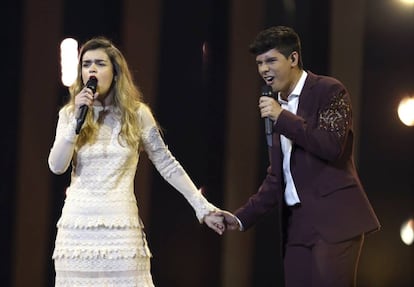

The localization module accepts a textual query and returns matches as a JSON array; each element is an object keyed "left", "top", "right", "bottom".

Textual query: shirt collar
[{"left": 278, "top": 70, "right": 308, "bottom": 103}]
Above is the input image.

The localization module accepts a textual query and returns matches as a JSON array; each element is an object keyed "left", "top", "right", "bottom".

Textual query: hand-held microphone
[
  {"left": 261, "top": 85, "right": 274, "bottom": 136},
  {"left": 75, "top": 76, "right": 98, "bottom": 134}
]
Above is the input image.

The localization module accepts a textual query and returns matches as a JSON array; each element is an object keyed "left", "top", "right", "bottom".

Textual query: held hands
[
  {"left": 203, "top": 210, "right": 241, "bottom": 235},
  {"left": 215, "top": 210, "right": 241, "bottom": 231},
  {"left": 204, "top": 212, "right": 225, "bottom": 235}
]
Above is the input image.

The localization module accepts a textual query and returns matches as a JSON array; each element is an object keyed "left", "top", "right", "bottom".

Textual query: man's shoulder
[
  {"left": 306, "top": 71, "right": 343, "bottom": 87},
  {"left": 305, "top": 71, "right": 346, "bottom": 96}
]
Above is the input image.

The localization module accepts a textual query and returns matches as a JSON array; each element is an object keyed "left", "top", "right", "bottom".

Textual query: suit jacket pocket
[{"left": 317, "top": 173, "right": 359, "bottom": 197}]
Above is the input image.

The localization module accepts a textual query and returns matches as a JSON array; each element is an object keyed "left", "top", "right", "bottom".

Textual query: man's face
[{"left": 255, "top": 48, "right": 295, "bottom": 94}]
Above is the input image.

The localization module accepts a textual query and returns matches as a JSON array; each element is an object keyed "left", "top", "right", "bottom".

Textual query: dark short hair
[{"left": 249, "top": 26, "right": 303, "bottom": 68}]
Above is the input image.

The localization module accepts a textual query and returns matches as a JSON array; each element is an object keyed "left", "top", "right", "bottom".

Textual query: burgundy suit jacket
[{"left": 235, "top": 71, "right": 380, "bottom": 243}]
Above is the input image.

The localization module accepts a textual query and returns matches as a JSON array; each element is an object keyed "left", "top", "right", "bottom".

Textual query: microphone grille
[
  {"left": 86, "top": 76, "right": 98, "bottom": 93},
  {"left": 261, "top": 85, "right": 273, "bottom": 96}
]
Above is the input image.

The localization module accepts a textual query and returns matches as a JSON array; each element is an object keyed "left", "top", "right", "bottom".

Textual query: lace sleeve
[
  {"left": 48, "top": 107, "right": 77, "bottom": 174},
  {"left": 141, "top": 126, "right": 184, "bottom": 179},
  {"left": 141, "top": 126, "right": 217, "bottom": 222},
  {"left": 318, "top": 90, "right": 352, "bottom": 142}
]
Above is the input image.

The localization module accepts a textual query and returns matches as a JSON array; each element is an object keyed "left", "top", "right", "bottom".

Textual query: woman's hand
[
  {"left": 75, "top": 86, "right": 97, "bottom": 117},
  {"left": 204, "top": 211, "right": 225, "bottom": 235}
]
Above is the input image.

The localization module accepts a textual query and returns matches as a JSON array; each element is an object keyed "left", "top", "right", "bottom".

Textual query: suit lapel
[{"left": 296, "top": 71, "right": 317, "bottom": 118}]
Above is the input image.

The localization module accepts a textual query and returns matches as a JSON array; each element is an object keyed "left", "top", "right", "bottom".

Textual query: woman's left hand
[{"left": 204, "top": 212, "right": 225, "bottom": 235}]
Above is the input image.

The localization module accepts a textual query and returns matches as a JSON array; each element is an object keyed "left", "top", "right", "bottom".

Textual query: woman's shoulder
[
  {"left": 58, "top": 105, "right": 75, "bottom": 118},
  {"left": 137, "top": 102, "right": 153, "bottom": 120},
  {"left": 137, "top": 102, "right": 157, "bottom": 128},
  {"left": 137, "top": 102, "right": 151, "bottom": 114}
]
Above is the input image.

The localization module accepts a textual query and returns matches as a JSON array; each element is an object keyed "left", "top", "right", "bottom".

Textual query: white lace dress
[{"left": 48, "top": 104, "right": 216, "bottom": 287}]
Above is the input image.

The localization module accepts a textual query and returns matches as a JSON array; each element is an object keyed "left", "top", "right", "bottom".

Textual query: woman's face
[{"left": 81, "top": 48, "right": 115, "bottom": 98}]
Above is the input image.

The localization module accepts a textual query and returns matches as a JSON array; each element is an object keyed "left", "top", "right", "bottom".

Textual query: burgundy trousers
[{"left": 283, "top": 204, "right": 364, "bottom": 287}]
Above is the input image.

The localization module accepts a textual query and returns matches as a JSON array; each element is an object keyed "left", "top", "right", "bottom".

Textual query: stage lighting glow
[
  {"left": 399, "top": 0, "right": 414, "bottom": 5},
  {"left": 397, "top": 96, "right": 414, "bottom": 126},
  {"left": 60, "top": 38, "right": 79, "bottom": 87},
  {"left": 400, "top": 218, "right": 414, "bottom": 245}
]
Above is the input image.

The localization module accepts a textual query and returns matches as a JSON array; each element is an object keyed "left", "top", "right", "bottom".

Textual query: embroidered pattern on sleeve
[
  {"left": 318, "top": 91, "right": 351, "bottom": 140},
  {"left": 141, "top": 126, "right": 184, "bottom": 179}
]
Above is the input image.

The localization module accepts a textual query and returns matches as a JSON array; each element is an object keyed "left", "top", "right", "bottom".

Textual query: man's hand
[
  {"left": 215, "top": 210, "right": 241, "bottom": 231},
  {"left": 259, "top": 96, "right": 282, "bottom": 122}
]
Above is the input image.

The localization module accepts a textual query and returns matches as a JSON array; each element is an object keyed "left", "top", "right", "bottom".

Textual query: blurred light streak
[
  {"left": 400, "top": 218, "right": 414, "bottom": 245},
  {"left": 399, "top": 0, "right": 414, "bottom": 5},
  {"left": 397, "top": 96, "right": 414, "bottom": 126},
  {"left": 60, "top": 38, "right": 78, "bottom": 87}
]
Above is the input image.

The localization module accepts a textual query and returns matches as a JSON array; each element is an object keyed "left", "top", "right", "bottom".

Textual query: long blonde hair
[{"left": 65, "top": 37, "right": 143, "bottom": 150}]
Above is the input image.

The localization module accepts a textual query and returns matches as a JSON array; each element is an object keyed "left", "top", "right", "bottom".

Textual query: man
[{"left": 218, "top": 26, "right": 380, "bottom": 287}]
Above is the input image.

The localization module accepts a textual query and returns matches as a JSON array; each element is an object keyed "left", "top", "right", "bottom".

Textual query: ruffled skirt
[{"left": 53, "top": 224, "right": 154, "bottom": 287}]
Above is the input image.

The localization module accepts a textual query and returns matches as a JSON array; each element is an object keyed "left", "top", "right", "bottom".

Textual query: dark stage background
[{"left": 1, "top": 0, "right": 413, "bottom": 286}]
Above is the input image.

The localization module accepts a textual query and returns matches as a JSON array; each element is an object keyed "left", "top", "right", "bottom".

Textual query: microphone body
[
  {"left": 265, "top": 117, "right": 273, "bottom": 136},
  {"left": 261, "top": 85, "right": 274, "bottom": 146},
  {"left": 75, "top": 76, "right": 98, "bottom": 134}
]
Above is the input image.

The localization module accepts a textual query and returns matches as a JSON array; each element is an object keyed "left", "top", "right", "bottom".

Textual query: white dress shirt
[
  {"left": 236, "top": 71, "right": 309, "bottom": 230},
  {"left": 278, "top": 70, "right": 308, "bottom": 206}
]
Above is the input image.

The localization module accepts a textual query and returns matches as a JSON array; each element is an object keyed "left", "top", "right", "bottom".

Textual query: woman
[{"left": 48, "top": 37, "right": 223, "bottom": 286}]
